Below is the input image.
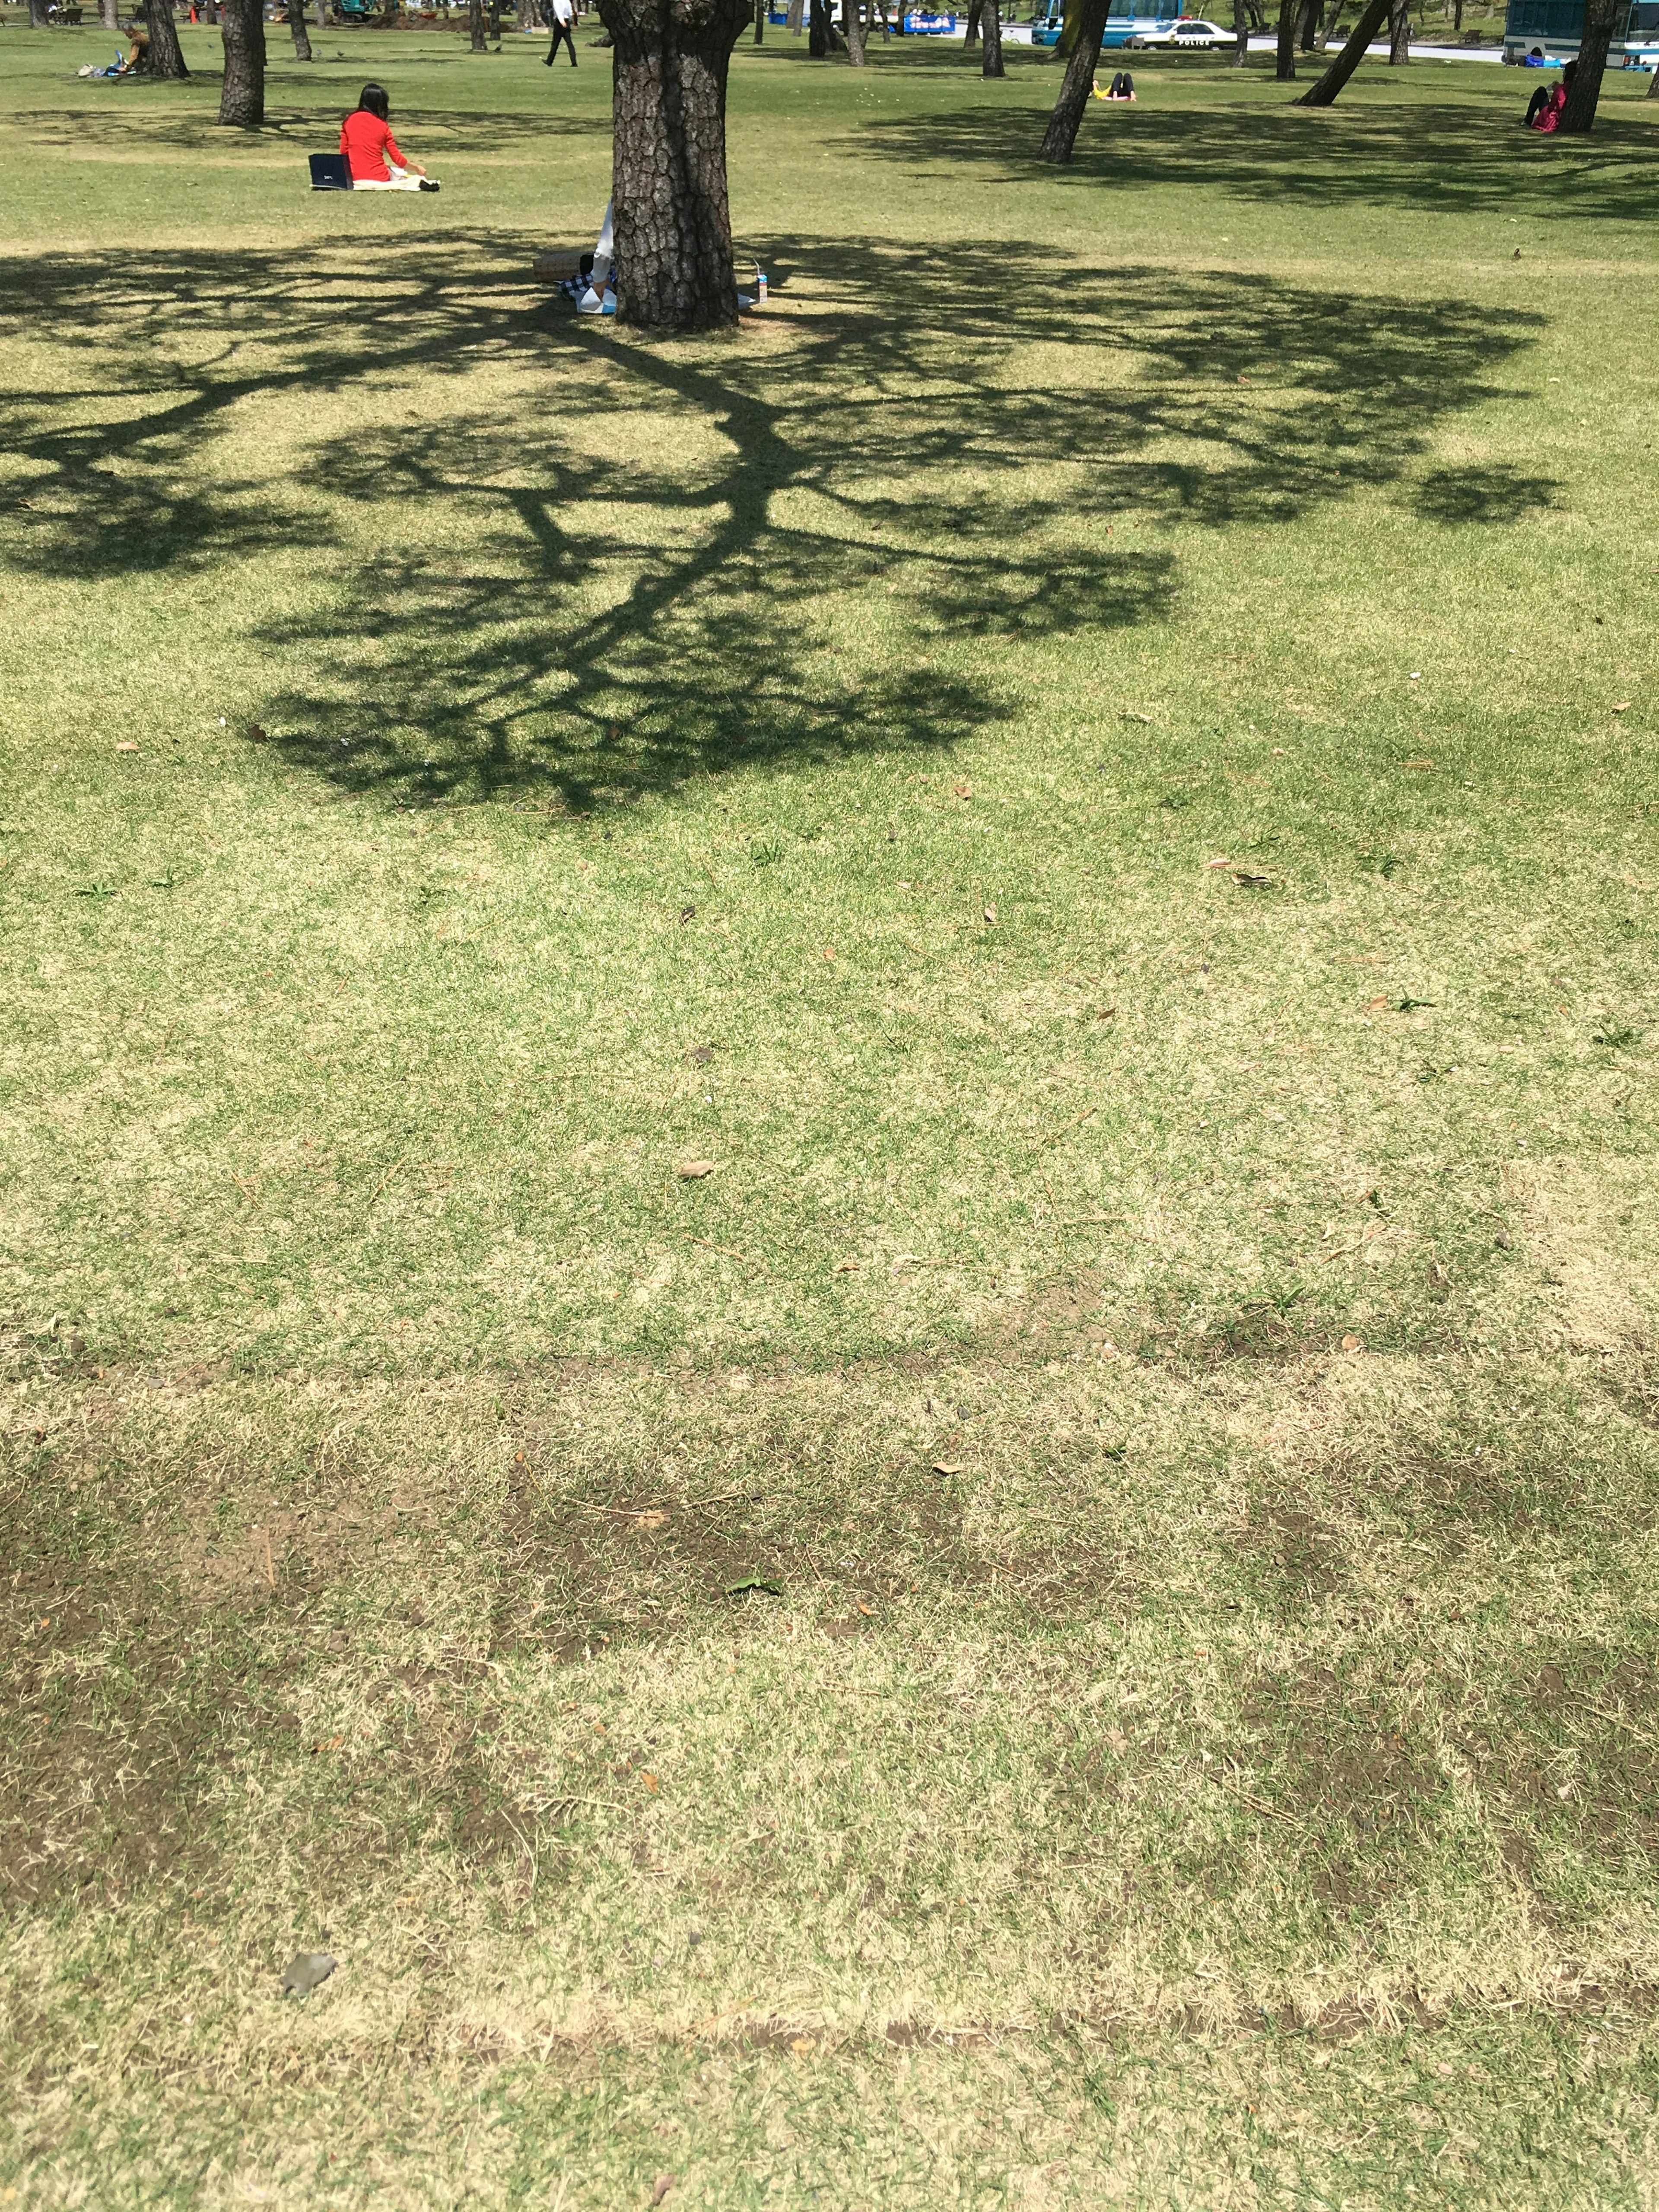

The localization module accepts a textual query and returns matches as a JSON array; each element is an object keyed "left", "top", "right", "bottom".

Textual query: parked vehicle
[
  {"left": 1502, "top": 0, "right": 1659, "bottom": 60},
  {"left": 1030, "top": 0, "right": 1180, "bottom": 45}
]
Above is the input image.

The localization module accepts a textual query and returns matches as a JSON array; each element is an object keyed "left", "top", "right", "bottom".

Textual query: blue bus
[
  {"left": 1503, "top": 0, "right": 1659, "bottom": 61},
  {"left": 1031, "top": 0, "right": 1179, "bottom": 44}
]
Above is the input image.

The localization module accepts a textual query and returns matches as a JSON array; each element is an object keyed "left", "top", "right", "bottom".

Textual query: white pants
[{"left": 353, "top": 164, "right": 429, "bottom": 193}]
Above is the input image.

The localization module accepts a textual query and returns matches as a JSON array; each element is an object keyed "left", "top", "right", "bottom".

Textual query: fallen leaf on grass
[
  {"left": 677, "top": 1160, "right": 718, "bottom": 1179},
  {"left": 280, "top": 1952, "right": 336, "bottom": 1996},
  {"left": 652, "top": 2176, "right": 677, "bottom": 2207},
  {"left": 726, "top": 1576, "right": 783, "bottom": 1598},
  {"left": 857, "top": 1602, "right": 876, "bottom": 1616},
  {"left": 634, "top": 1510, "right": 669, "bottom": 1530},
  {"left": 983, "top": 903, "right": 997, "bottom": 924},
  {"left": 822, "top": 945, "right": 836, "bottom": 960},
  {"left": 114, "top": 741, "right": 139, "bottom": 753},
  {"left": 931, "top": 1461, "right": 964, "bottom": 1476},
  {"left": 1340, "top": 1333, "right": 1363, "bottom": 1352},
  {"left": 832, "top": 1259, "right": 859, "bottom": 1274},
  {"left": 1121, "top": 710, "right": 1154, "bottom": 724},
  {"left": 686, "top": 1045, "right": 715, "bottom": 1064},
  {"left": 641, "top": 1772, "right": 659, "bottom": 1792},
  {"left": 1405, "top": 757, "right": 1434, "bottom": 770},
  {"left": 1367, "top": 996, "right": 1389, "bottom": 1011},
  {"left": 1612, "top": 702, "right": 1631, "bottom": 713},
  {"left": 953, "top": 782, "right": 972, "bottom": 799},
  {"left": 1204, "top": 857, "right": 1233, "bottom": 870},
  {"left": 790, "top": 2036, "right": 818, "bottom": 2056}
]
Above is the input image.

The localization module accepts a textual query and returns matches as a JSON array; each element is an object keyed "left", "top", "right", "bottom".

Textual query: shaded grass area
[{"left": 4, "top": 22, "right": 1659, "bottom": 2207}]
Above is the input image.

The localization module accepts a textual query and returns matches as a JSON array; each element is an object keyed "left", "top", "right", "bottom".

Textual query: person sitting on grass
[
  {"left": 1528, "top": 57, "right": 1574, "bottom": 129},
  {"left": 340, "top": 84, "right": 440, "bottom": 193}
]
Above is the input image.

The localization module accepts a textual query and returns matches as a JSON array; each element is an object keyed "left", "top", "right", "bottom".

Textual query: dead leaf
[
  {"left": 1405, "top": 758, "right": 1434, "bottom": 770},
  {"left": 634, "top": 1510, "right": 669, "bottom": 1530},
  {"left": 1105, "top": 1726, "right": 1129, "bottom": 1753},
  {"left": 1204, "top": 857, "right": 1232, "bottom": 870},
  {"left": 1367, "top": 996, "right": 1389, "bottom": 1011},
  {"left": 982, "top": 903, "right": 997, "bottom": 924},
  {"left": 677, "top": 1160, "right": 718, "bottom": 1179},
  {"left": 652, "top": 2177, "right": 677, "bottom": 2208},
  {"left": 1612, "top": 702, "right": 1632, "bottom": 713},
  {"left": 822, "top": 946, "right": 836, "bottom": 961},
  {"left": 931, "top": 1460, "right": 964, "bottom": 1476},
  {"left": 641, "top": 1771, "right": 659, "bottom": 1792},
  {"left": 1121, "top": 710, "right": 1154, "bottom": 725},
  {"left": 686, "top": 1045, "right": 715, "bottom": 1064},
  {"left": 114, "top": 741, "right": 139, "bottom": 753},
  {"left": 1340, "top": 1333, "right": 1363, "bottom": 1352},
  {"left": 832, "top": 1258, "right": 859, "bottom": 1273},
  {"left": 857, "top": 1602, "right": 876, "bottom": 1616},
  {"left": 789, "top": 2036, "right": 817, "bottom": 2056},
  {"left": 953, "top": 782, "right": 972, "bottom": 799},
  {"left": 280, "top": 1952, "right": 336, "bottom": 1996}
]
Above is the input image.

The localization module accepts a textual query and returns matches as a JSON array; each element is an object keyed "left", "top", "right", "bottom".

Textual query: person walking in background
[{"left": 545, "top": 0, "right": 578, "bottom": 67}]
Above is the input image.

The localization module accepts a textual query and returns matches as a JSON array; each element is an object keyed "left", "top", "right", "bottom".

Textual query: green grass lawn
[{"left": 4, "top": 21, "right": 1659, "bottom": 2206}]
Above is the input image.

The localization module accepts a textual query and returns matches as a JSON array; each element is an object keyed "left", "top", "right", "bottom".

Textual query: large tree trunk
[
  {"left": 100, "top": 0, "right": 120, "bottom": 25},
  {"left": 1233, "top": 0, "right": 1249, "bottom": 63},
  {"left": 785, "top": 0, "right": 803, "bottom": 24},
  {"left": 27, "top": 0, "right": 48, "bottom": 26},
  {"left": 753, "top": 0, "right": 763, "bottom": 40},
  {"left": 981, "top": 0, "right": 1003, "bottom": 71},
  {"left": 1560, "top": 0, "right": 1622, "bottom": 126},
  {"left": 962, "top": 0, "right": 981, "bottom": 43},
  {"left": 469, "top": 0, "right": 487, "bottom": 47},
  {"left": 140, "top": 0, "right": 189, "bottom": 73},
  {"left": 290, "top": 0, "right": 313, "bottom": 56},
  {"left": 1274, "top": 0, "right": 1296, "bottom": 75},
  {"left": 317, "top": 0, "right": 328, "bottom": 29},
  {"left": 1038, "top": 0, "right": 1108, "bottom": 160},
  {"left": 1296, "top": 0, "right": 1384, "bottom": 99},
  {"left": 597, "top": 0, "right": 750, "bottom": 330},
  {"left": 843, "top": 0, "right": 866, "bottom": 59},
  {"left": 489, "top": 0, "right": 502, "bottom": 37},
  {"left": 219, "top": 0, "right": 265, "bottom": 118},
  {"left": 1387, "top": 0, "right": 1408, "bottom": 60}
]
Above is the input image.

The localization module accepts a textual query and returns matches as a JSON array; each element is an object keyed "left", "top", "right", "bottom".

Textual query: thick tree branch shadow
[{"left": 0, "top": 230, "right": 1546, "bottom": 810}]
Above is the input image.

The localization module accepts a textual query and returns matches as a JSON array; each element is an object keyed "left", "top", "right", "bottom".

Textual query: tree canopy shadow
[
  {"left": 850, "top": 94, "right": 1659, "bottom": 225},
  {"left": 1408, "top": 461, "right": 1559, "bottom": 525},
  {"left": 0, "top": 230, "right": 1545, "bottom": 810},
  {"left": 9, "top": 102, "right": 607, "bottom": 152}
]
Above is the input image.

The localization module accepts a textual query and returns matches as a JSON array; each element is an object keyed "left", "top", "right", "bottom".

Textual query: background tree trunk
[
  {"left": 1387, "top": 0, "right": 1408, "bottom": 61},
  {"left": 100, "top": 0, "right": 120, "bottom": 26},
  {"left": 753, "top": 0, "right": 763, "bottom": 41},
  {"left": 597, "top": 0, "right": 750, "bottom": 329},
  {"left": 785, "top": 0, "right": 803, "bottom": 26},
  {"left": 808, "top": 0, "right": 826, "bottom": 46},
  {"left": 962, "top": 0, "right": 981, "bottom": 44},
  {"left": 469, "top": 0, "right": 487, "bottom": 48},
  {"left": 844, "top": 0, "right": 865, "bottom": 60},
  {"left": 218, "top": 0, "right": 264, "bottom": 121},
  {"left": 1274, "top": 0, "right": 1296, "bottom": 75},
  {"left": 1648, "top": 52, "right": 1659, "bottom": 92},
  {"left": 140, "top": 0, "right": 189, "bottom": 73},
  {"left": 27, "top": 0, "right": 48, "bottom": 27},
  {"left": 489, "top": 0, "right": 502, "bottom": 38},
  {"left": 1297, "top": 0, "right": 1316, "bottom": 49},
  {"left": 981, "top": 0, "right": 1003, "bottom": 71},
  {"left": 1560, "top": 0, "right": 1622, "bottom": 126},
  {"left": 1233, "top": 0, "right": 1249, "bottom": 64},
  {"left": 1038, "top": 0, "right": 1108, "bottom": 160},
  {"left": 1296, "top": 0, "right": 1384, "bottom": 99},
  {"left": 290, "top": 0, "right": 313, "bottom": 56},
  {"left": 317, "top": 0, "right": 328, "bottom": 31}
]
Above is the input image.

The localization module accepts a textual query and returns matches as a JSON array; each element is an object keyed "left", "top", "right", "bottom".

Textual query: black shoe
[{"left": 419, "top": 178, "right": 440, "bottom": 191}]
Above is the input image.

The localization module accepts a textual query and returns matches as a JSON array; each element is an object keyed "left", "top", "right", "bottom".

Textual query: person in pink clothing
[
  {"left": 340, "top": 84, "right": 439, "bottom": 191},
  {"left": 1529, "top": 59, "right": 1574, "bottom": 132}
]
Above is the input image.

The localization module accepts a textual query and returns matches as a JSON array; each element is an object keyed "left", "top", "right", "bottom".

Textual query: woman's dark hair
[{"left": 356, "top": 82, "right": 390, "bottom": 119}]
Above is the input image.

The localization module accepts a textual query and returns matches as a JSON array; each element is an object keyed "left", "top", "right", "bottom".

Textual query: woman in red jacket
[{"left": 340, "top": 84, "right": 439, "bottom": 191}]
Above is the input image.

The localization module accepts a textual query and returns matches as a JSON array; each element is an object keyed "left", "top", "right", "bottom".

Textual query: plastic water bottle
[
  {"left": 601, "top": 286, "right": 617, "bottom": 316},
  {"left": 756, "top": 269, "right": 768, "bottom": 308}
]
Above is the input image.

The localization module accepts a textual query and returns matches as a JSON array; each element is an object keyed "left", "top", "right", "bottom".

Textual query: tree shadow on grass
[
  {"left": 849, "top": 95, "right": 1659, "bottom": 224},
  {"left": 0, "top": 231, "right": 1545, "bottom": 810},
  {"left": 8, "top": 102, "right": 607, "bottom": 151},
  {"left": 1409, "top": 462, "right": 1559, "bottom": 525}
]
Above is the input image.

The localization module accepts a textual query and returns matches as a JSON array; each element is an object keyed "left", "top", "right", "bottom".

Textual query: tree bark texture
[
  {"left": 100, "top": 0, "right": 121, "bottom": 29},
  {"left": 219, "top": 0, "right": 265, "bottom": 118},
  {"left": 1038, "top": 0, "right": 1108, "bottom": 160},
  {"left": 1297, "top": 0, "right": 1316, "bottom": 49},
  {"left": 1233, "top": 0, "right": 1249, "bottom": 64},
  {"left": 317, "top": 0, "right": 328, "bottom": 30},
  {"left": 597, "top": 0, "right": 750, "bottom": 330},
  {"left": 785, "top": 0, "right": 802, "bottom": 26},
  {"left": 1387, "top": 0, "right": 1408, "bottom": 60},
  {"left": 469, "top": 0, "right": 487, "bottom": 48},
  {"left": 1296, "top": 0, "right": 1384, "bottom": 100},
  {"left": 290, "top": 0, "right": 313, "bottom": 57},
  {"left": 808, "top": 0, "right": 826, "bottom": 46},
  {"left": 489, "top": 0, "right": 502, "bottom": 38},
  {"left": 843, "top": 0, "right": 866, "bottom": 61},
  {"left": 962, "top": 0, "right": 981, "bottom": 44},
  {"left": 753, "top": 0, "right": 763, "bottom": 41},
  {"left": 1560, "top": 0, "right": 1622, "bottom": 126},
  {"left": 1274, "top": 0, "right": 1296, "bottom": 75},
  {"left": 27, "top": 0, "right": 48, "bottom": 28},
  {"left": 140, "top": 0, "right": 189, "bottom": 74},
  {"left": 981, "top": 0, "right": 1003, "bottom": 72},
  {"left": 1649, "top": 52, "right": 1659, "bottom": 92}
]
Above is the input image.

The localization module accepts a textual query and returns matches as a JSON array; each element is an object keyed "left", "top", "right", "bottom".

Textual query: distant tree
[
  {"left": 1387, "top": 0, "right": 1408, "bottom": 59},
  {"left": 963, "top": 0, "right": 981, "bottom": 42},
  {"left": 596, "top": 0, "right": 752, "bottom": 327},
  {"left": 753, "top": 0, "right": 763, "bottom": 41},
  {"left": 27, "top": 0, "right": 48, "bottom": 26},
  {"left": 100, "top": 0, "right": 120, "bottom": 29},
  {"left": 844, "top": 0, "right": 866, "bottom": 60},
  {"left": 785, "top": 0, "right": 803, "bottom": 25},
  {"left": 469, "top": 0, "right": 487, "bottom": 47},
  {"left": 219, "top": 0, "right": 264, "bottom": 120},
  {"left": 1275, "top": 0, "right": 1295, "bottom": 74},
  {"left": 1038, "top": 0, "right": 1108, "bottom": 159},
  {"left": 981, "top": 0, "right": 1003, "bottom": 71},
  {"left": 1233, "top": 0, "right": 1249, "bottom": 64},
  {"left": 1296, "top": 0, "right": 1385, "bottom": 99},
  {"left": 1560, "top": 0, "right": 1623, "bottom": 125},
  {"left": 139, "top": 0, "right": 189, "bottom": 71},
  {"left": 290, "top": 0, "right": 314, "bottom": 57}
]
